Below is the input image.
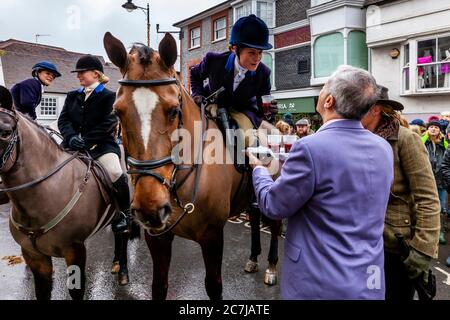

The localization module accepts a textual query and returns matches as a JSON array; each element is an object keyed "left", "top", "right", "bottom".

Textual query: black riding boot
[{"left": 112, "top": 174, "right": 131, "bottom": 234}]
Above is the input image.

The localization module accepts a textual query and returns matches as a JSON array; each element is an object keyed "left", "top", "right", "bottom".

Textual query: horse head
[
  {"left": 104, "top": 32, "right": 186, "bottom": 231},
  {"left": 0, "top": 86, "right": 18, "bottom": 172}
]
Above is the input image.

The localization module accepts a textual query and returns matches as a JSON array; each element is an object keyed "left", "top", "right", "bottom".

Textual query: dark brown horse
[
  {"left": 0, "top": 86, "right": 133, "bottom": 300},
  {"left": 104, "top": 32, "right": 254, "bottom": 300}
]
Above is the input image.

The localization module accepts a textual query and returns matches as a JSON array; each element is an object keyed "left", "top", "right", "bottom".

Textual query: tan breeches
[
  {"left": 97, "top": 153, "right": 123, "bottom": 183},
  {"left": 230, "top": 110, "right": 256, "bottom": 147}
]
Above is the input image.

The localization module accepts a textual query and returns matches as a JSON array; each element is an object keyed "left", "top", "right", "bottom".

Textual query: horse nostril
[{"left": 158, "top": 203, "right": 172, "bottom": 224}]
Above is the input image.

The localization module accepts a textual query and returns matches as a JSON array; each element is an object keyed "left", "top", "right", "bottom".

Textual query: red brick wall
[
  {"left": 186, "top": 58, "right": 201, "bottom": 92},
  {"left": 275, "top": 26, "right": 311, "bottom": 49}
]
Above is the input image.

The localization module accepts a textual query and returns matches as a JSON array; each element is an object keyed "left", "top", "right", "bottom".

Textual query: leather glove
[
  {"left": 69, "top": 136, "right": 85, "bottom": 150},
  {"left": 403, "top": 247, "right": 431, "bottom": 283},
  {"left": 193, "top": 95, "right": 205, "bottom": 107},
  {"left": 269, "top": 102, "right": 278, "bottom": 117}
]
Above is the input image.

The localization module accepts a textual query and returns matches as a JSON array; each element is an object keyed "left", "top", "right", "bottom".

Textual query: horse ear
[
  {"left": 158, "top": 33, "right": 177, "bottom": 69},
  {"left": 0, "top": 86, "right": 13, "bottom": 111},
  {"left": 103, "top": 32, "right": 128, "bottom": 71}
]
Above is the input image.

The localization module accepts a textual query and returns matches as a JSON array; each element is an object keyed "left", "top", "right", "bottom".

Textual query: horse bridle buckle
[{"left": 184, "top": 203, "right": 195, "bottom": 214}]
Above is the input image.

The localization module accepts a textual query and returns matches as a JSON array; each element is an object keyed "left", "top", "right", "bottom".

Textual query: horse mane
[
  {"left": 19, "top": 114, "right": 66, "bottom": 152},
  {"left": 130, "top": 43, "right": 154, "bottom": 64}
]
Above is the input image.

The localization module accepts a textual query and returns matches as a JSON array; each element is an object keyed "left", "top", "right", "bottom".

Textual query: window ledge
[
  {"left": 212, "top": 37, "right": 226, "bottom": 44},
  {"left": 400, "top": 90, "right": 450, "bottom": 97},
  {"left": 310, "top": 77, "right": 329, "bottom": 86},
  {"left": 188, "top": 46, "right": 201, "bottom": 51}
]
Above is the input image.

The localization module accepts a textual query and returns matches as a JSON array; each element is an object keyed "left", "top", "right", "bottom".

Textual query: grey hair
[{"left": 325, "top": 65, "right": 379, "bottom": 120}]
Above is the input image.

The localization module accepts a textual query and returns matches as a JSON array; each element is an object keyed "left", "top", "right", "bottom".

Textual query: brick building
[
  {"left": 173, "top": 0, "right": 370, "bottom": 125},
  {"left": 0, "top": 39, "right": 121, "bottom": 125},
  {"left": 272, "top": 0, "right": 319, "bottom": 121}
]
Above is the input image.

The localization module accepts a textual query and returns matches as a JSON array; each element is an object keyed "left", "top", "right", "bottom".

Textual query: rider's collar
[
  {"left": 77, "top": 82, "right": 105, "bottom": 94},
  {"left": 225, "top": 53, "right": 256, "bottom": 76}
]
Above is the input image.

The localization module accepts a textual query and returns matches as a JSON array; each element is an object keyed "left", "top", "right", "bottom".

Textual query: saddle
[
  {"left": 78, "top": 155, "right": 114, "bottom": 205},
  {"left": 205, "top": 104, "right": 250, "bottom": 174}
]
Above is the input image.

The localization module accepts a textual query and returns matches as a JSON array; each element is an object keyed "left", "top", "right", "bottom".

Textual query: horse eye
[
  {"left": 0, "top": 130, "right": 12, "bottom": 139},
  {"left": 168, "top": 107, "right": 179, "bottom": 121}
]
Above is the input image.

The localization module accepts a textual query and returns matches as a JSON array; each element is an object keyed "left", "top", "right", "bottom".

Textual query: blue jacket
[
  {"left": 190, "top": 51, "right": 271, "bottom": 127},
  {"left": 10, "top": 78, "right": 42, "bottom": 120},
  {"left": 253, "top": 120, "right": 394, "bottom": 299}
]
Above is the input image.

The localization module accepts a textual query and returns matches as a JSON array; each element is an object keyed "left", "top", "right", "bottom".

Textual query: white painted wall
[
  {"left": 368, "top": 0, "right": 450, "bottom": 119},
  {"left": 367, "top": 0, "right": 450, "bottom": 46},
  {"left": 371, "top": 45, "right": 450, "bottom": 120}
]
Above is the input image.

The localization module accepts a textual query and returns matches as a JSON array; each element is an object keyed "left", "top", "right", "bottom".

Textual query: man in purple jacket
[{"left": 249, "top": 65, "right": 394, "bottom": 299}]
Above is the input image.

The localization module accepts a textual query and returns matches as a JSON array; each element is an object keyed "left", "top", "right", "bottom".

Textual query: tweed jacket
[{"left": 384, "top": 125, "right": 440, "bottom": 258}]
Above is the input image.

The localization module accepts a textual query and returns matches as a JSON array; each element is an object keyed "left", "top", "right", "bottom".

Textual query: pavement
[{"left": 1, "top": 203, "right": 449, "bottom": 300}]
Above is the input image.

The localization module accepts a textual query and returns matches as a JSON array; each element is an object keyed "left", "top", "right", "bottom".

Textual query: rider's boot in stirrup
[{"left": 112, "top": 174, "right": 131, "bottom": 234}]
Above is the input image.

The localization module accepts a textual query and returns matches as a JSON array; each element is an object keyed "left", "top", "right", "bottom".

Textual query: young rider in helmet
[
  {"left": 10, "top": 61, "right": 61, "bottom": 120},
  {"left": 190, "top": 14, "right": 277, "bottom": 147},
  {"left": 190, "top": 15, "right": 277, "bottom": 264}
]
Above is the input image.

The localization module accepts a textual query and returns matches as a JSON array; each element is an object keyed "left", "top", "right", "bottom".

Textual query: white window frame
[
  {"left": 256, "top": 1, "right": 274, "bottom": 28},
  {"left": 213, "top": 17, "right": 227, "bottom": 42},
  {"left": 310, "top": 28, "right": 368, "bottom": 86},
  {"left": 232, "top": 0, "right": 275, "bottom": 28},
  {"left": 38, "top": 96, "right": 58, "bottom": 119},
  {"left": 400, "top": 32, "right": 450, "bottom": 96},
  {"left": 190, "top": 27, "right": 201, "bottom": 49},
  {"left": 234, "top": 2, "right": 251, "bottom": 23}
]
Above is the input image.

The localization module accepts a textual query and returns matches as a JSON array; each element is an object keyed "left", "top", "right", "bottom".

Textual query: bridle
[
  {"left": 0, "top": 107, "right": 19, "bottom": 172},
  {"left": 119, "top": 76, "right": 208, "bottom": 237}
]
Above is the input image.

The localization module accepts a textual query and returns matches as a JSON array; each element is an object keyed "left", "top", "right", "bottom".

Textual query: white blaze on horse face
[{"left": 132, "top": 88, "right": 159, "bottom": 151}]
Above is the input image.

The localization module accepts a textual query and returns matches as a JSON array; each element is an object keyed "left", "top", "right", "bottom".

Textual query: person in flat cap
[
  {"left": 362, "top": 84, "right": 440, "bottom": 301},
  {"left": 295, "top": 118, "right": 314, "bottom": 138}
]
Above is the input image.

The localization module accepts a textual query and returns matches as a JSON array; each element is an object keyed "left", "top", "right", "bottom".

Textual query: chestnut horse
[
  {"left": 0, "top": 86, "right": 133, "bottom": 299},
  {"left": 103, "top": 32, "right": 255, "bottom": 300}
]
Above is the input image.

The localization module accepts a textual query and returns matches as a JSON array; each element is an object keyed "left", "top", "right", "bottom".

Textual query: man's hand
[
  {"left": 246, "top": 149, "right": 264, "bottom": 169},
  {"left": 69, "top": 136, "right": 85, "bottom": 150}
]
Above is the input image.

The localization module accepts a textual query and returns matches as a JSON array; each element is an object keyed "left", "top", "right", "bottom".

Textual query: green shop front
[{"left": 275, "top": 97, "right": 322, "bottom": 131}]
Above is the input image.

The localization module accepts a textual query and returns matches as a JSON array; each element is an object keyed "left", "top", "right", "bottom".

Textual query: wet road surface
[{"left": 1, "top": 203, "right": 449, "bottom": 300}]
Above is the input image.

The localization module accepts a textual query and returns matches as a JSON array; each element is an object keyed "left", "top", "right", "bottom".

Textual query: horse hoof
[
  {"left": 264, "top": 269, "right": 277, "bottom": 286},
  {"left": 118, "top": 271, "right": 129, "bottom": 286},
  {"left": 111, "top": 261, "right": 120, "bottom": 274},
  {"left": 244, "top": 260, "right": 258, "bottom": 273}
]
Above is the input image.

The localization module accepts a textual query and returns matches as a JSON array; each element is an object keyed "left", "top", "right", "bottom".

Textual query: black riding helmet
[{"left": 71, "top": 55, "right": 104, "bottom": 73}]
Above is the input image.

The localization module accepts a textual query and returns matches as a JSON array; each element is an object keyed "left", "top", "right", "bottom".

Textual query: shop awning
[{"left": 277, "top": 97, "right": 316, "bottom": 114}]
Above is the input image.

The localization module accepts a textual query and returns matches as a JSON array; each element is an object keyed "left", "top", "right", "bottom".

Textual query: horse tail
[{"left": 129, "top": 219, "right": 141, "bottom": 241}]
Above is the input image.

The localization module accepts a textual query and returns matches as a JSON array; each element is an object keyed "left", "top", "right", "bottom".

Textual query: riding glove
[{"left": 69, "top": 136, "right": 85, "bottom": 150}]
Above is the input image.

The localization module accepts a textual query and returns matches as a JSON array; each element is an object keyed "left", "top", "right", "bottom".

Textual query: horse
[
  {"left": 103, "top": 32, "right": 257, "bottom": 300},
  {"left": 0, "top": 86, "right": 134, "bottom": 300},
  {"left": 245, "top": 204, "right": 282, "bottom": 285}
]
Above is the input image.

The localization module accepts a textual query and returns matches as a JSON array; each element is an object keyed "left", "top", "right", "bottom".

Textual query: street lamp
[{"left": 122, "top": 0, "right": 150, "bottom": 47}]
